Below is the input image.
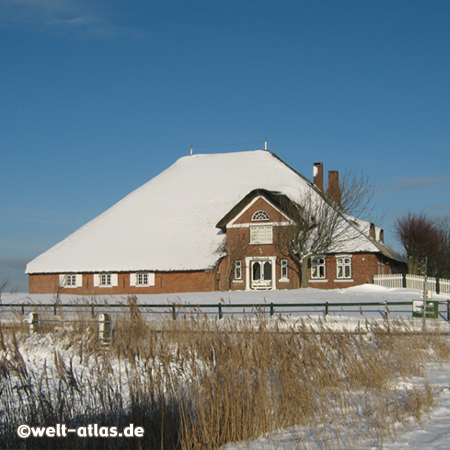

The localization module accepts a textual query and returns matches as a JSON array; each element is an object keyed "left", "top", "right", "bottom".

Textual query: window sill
[
  {"left": 278, "top": 278, "right": 289, "bottom": 283},
  {"left": 334, "top": 279, "right": 354, "bottom": 282},
  {"left": 309, "top": 279, "right": 328, "bottom": 283},
  {"left": 232, "top": 279, "right": 244, "bottom": 283}
]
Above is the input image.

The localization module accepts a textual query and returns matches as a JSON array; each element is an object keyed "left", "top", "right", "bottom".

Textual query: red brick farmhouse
[{"left": 26, "top": 150, "right": 405, "bottom": 294}]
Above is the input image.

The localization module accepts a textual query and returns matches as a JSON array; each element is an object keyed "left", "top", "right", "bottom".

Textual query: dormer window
[{"left": 252, "top": 210, "right": 270, "bottom": 221}]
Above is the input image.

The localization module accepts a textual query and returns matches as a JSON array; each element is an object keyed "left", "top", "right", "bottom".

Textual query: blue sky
[{"left": 1, "top": 0, "right": 449, "bottom": 292}]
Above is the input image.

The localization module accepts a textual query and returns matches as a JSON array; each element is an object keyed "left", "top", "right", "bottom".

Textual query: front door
[{"left": 251, "top": 260, "right": 273, "bottom": 290}]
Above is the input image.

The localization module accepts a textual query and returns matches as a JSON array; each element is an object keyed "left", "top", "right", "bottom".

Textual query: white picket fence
[{"left": 373, "top": 274, "right": 450, "bottom": 295}]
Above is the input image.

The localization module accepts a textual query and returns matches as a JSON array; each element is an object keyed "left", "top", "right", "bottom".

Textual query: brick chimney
[
  {"left": 313, "top": 162, "right": 324, "bottom": 191},
  {"left": 327, "top": 170, "right": 341, "bottom": 206}
]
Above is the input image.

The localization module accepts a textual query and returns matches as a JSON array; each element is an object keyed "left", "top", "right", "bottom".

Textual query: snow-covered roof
[{"left": 26, "top": 150, "right": 394, "bottom": 274}]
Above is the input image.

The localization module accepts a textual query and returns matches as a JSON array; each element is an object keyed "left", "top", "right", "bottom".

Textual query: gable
[
  {"left": 227, "top": 195, "right": 291, "bottom": 228},
  {"left": 216, "top": 189, "right": 294, "bottom": 230}
]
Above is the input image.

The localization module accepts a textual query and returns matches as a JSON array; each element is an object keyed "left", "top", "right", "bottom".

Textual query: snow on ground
[
  {"left": 220, "top": 359, "right": 450, "bottom": 450},
  {"left": 3, "top": 284, "right": 450, "bottom": 448}
]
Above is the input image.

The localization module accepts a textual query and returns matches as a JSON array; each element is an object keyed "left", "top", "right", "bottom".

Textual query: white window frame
[
  {"left": 245, "top": 256, "right": 277, "bottom": 290},
  {"left": 280, "top": 259, "right": 289, "bottom": 281},
  {"left": 252, "top": 210, "right": 270, "bottom": 221},
  {"left": 311, "top": 256, "right": 327, "bottom": 280},
  {"left": 234, "top": 260, "right": 242, "bottom": 281},
  {"left": 59, "top": 273, "right": 82, "bottom": 288},
  {"left": 249, "top": 225, "right": 273, "bottom": 244},
  {"left": 93, "top": 273, "right": 118, "bottom": 287},
  {"left": 130, "top": 272, "right": 155, "bottom": 287},
  {"left": 336, "top": 255, "right": 353, "bottom": 280}
]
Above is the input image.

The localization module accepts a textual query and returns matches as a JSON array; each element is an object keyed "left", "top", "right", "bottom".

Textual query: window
[
  {"left": 311, "top": 256, "right": 326, "bottom": 279},
  {"left": 252, "top": 210, "right": 270, "bottom": 221},
  {"left": 94, "top": 273, "right": 118, "bottom": 287},
  {"left": 65, "top": 274, "right": 77, "bottom": 286},
  {"left": 234, "top": 260, "right": 242, "bottom": 280},
  {"left": 280, "top": 259, "right": 288, "bottom": 280},
  {"left": 250, "top": 225, "right": 273, "bottom": 244},
  {"left": 59, "top": 273, "right": 81, "bottom": 288},
  {"left": 100, "top": 273, "right": 112, "bottom": 286},
  {"left": 336, "top": 256, "right": 352, "bottom": 279},
  {"left": 136, "top": 272, "right": 148, "bottom": 285},
  {"left": 130, "top": 272, "right": 155, "bottom": 287}
]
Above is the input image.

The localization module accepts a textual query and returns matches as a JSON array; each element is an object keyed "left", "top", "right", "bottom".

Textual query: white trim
[
  {"left": 227, "top": 196, "right": 290, "bottom": 228},
  {"left": 59, "top": 273, "right": 82, "bottom": 288},
  {"left": 335, "top": 254, "right": 352, "bottom": 280},
  {"left": 130, "top": 272, "right": 155, "bottom": 287},
  {"left": 94, "top": 273, "right": 118, "bottom": 287},
  {"left": 245, "top": 256, "right": 276, "bottom": 290},
  {"left": 227, "top": 221, "right": 291, "bottom": 229},
  {"left": 279, "top": 259, "right": 289, "bottom": 281}
]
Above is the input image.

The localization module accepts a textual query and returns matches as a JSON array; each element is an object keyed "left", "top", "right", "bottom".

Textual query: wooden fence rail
[{"left": 2, "top": 300, "right": 450, "bottom": 321}]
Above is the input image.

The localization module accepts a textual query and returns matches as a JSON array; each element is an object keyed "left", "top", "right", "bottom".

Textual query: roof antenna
[
  {"left": 264, "top": 138, "right": 268, "bottom": 151},
  {"left": 190, "top": 143, "right": 193, "bottom": 156}
]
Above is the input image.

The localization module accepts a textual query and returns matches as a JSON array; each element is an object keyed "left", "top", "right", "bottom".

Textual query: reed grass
[{"left": 1, "top": 298, "right": 449, "bottom": 449}]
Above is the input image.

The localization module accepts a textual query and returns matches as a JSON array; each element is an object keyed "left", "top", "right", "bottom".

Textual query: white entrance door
[{"left": 251, "top": 259, "right": 273, "bottom": 290}]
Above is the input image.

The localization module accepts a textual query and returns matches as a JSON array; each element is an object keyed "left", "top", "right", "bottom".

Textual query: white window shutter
[
  {"left": 148, "top": 272, "right": 155, "bottom": 286},
  {"left": 93, "top": 274, "right": 100, "bottom": 287},
  {"left": 130, "top": 273, "right": 136, "bottom": 286},
  {"left": 59, "top": 274, "right": 65, "bottom": 286},
  {"left": 111, "top": 273, "right": 118, "bottom": 286},
  {"left": 76, "top": 274, "right": 83, "bottom": 287}
]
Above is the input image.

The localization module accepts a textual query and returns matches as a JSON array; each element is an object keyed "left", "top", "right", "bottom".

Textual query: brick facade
[
  {"left": 28, "top": 193, "right": 405, "bottom": 295},
  {"left": 29, "top": 270, "right": 218, "bottom": 295}
]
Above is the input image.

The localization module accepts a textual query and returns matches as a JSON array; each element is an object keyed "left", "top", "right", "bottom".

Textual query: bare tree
[
  {"left": 275, "top": 171, "right": 375, "bottom": 288},
  {"left": 395, "top": 213, "right": 449, "bottom": 277},
  {"left": 216, "top": 229, "right": 249, "bottom": 289}
]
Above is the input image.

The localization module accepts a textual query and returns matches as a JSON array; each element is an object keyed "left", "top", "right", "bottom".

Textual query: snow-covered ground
[
  {"left": 220, "top": 359, "right": 450, "bottom": 450},
  {"left": 2, "top": 284, "right": 450, "bottom": 449}
]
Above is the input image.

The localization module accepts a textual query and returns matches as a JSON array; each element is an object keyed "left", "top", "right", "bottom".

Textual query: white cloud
[
  {"left": 0, "top": 0, "right": 144, "bottom": 39},
  {"left": 390, "top": 176, "right": 450, "bottom": 190}
]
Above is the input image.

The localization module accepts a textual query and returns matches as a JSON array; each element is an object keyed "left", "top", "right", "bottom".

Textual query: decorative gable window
[
  {"left": 250, "top": 225, "right": 273, "bottom": 244},
  {"left": 336, "top": 256, "right": 352, "bottom": 279},
  {"left": 93, "top": 273, "right": 118, "bottom": 287},
  {"left": 252, "top": 210, "right": 270, "bottom": 221},
  {"left": 130, "top": 272, "right": 155, "bottom": 287},
  {"left": 311, "top": 256, "right": 326, "bottom": 279},
  {"left": 59, "top": 273, "right": 82, "bottom": 288}
]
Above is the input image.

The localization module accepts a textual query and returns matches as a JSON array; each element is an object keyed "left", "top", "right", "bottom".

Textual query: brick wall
[{"left": 29, "top": 270, "right": 218, "bottom": 295}]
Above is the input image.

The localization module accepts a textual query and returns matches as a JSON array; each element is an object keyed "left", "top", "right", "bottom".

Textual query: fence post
[
  {"left": 53, "top": 303, "right": 57, "bottom": 316},
  {"left": 91, "top": 303, "right": 95, "bottom": 318},
  {"left": 28, "top": 312, "right": 39, "bottom": 334},
  {"left": 98, "top": 313, "right": 112, "bottom": 346},
  {"left": 384, "top": 302, "right": 389, "bottom": 320},
  {"left": 172, "top": 304, "right": 177, "bottom": 320},
  {"left": 324, "top": 302, "right": 329, "bottom": 316},
  {"left": 270, "top": 302, "right": 274, "bottom": 317},
  {"left": 447, "top": 300, "right": 450, "bottom": 321},
  {"left": 402, "top": 273, "right": 407, "bottom": 288},
  {"left": 436, "top": 277, "right": 440, "bottom": 295}
]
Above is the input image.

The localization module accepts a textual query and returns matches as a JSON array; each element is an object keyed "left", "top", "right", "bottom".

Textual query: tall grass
[{"left": 1, "top": 299, "right": 449, "bottom": 449}]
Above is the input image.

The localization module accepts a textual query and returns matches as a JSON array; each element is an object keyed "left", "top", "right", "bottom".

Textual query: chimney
[
  {"left": 313, "top": 162, "right": 324, "bottom": 191},
  {"left": 327, "top": 170, "right": 341, "bottom": 206}
]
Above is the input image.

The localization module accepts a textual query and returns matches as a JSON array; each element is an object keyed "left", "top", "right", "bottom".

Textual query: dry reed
[{"left": 1, "top": 298, "right": 449, "bottom": 449}]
